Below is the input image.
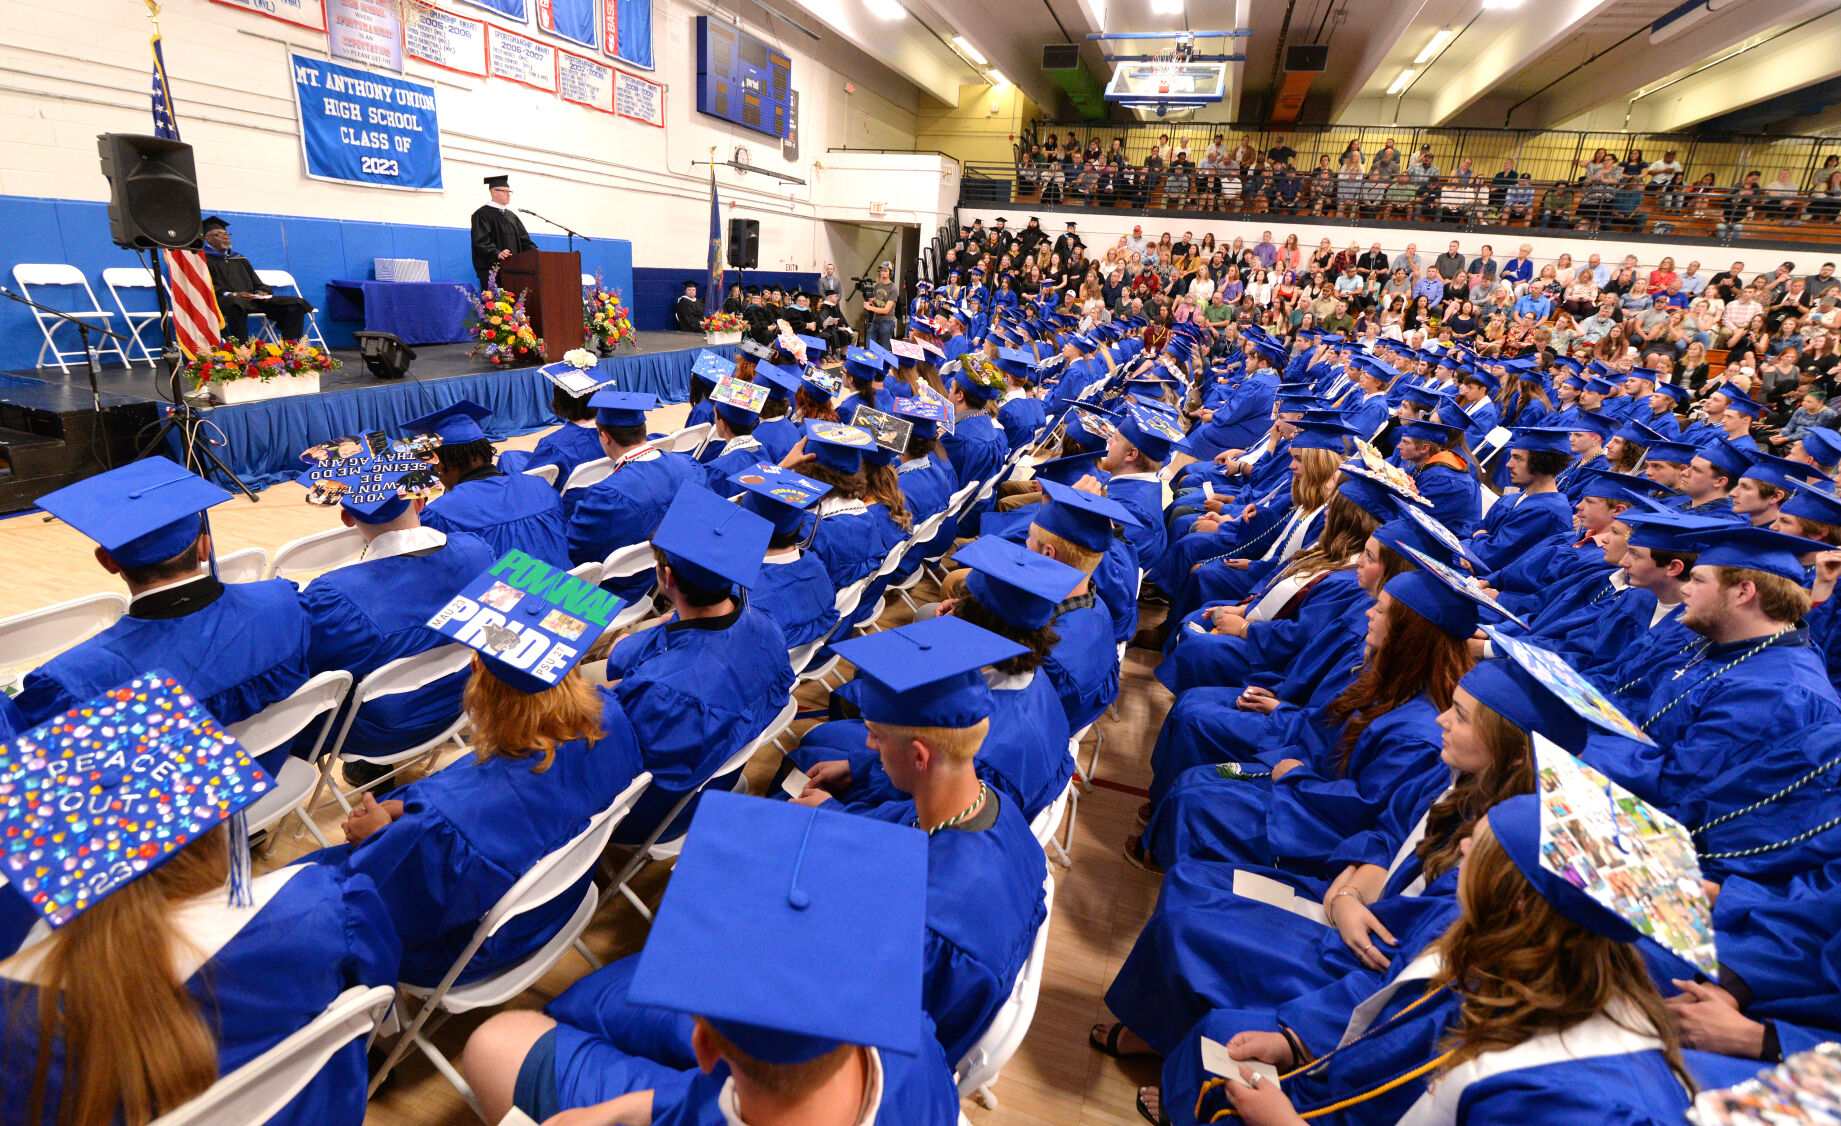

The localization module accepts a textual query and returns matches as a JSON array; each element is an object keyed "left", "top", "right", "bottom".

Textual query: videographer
[{"left": 865, "top": 262, "right": 898, "bottom": 350}]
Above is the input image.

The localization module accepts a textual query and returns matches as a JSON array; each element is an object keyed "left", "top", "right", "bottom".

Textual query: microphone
[{"left": 517, "top": 208, "right": 538, "bottom": 215}]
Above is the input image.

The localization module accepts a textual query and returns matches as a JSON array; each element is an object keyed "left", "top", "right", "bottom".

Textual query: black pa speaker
[
  {"left": 1041, "top": 43, "right": 1081, "bottom": 70},
  {"left": 727, "top": 217, "right": 760, "bottom": 269},
  {"left": 97, "top": 134, "right": 202, "bottom": 250},
  {"left": 1283, "top": 45, "right": 1329, "bottom": 73}
]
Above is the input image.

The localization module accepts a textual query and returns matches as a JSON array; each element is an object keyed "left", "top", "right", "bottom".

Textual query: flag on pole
[
  {"left": 148, "top": 8, "right": 222, "bottom": 358},
  {"left": 705, "top": 158, "right": 724, "bottom": 316}
]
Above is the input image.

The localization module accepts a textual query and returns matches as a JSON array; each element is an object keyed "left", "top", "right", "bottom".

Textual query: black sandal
[
  {"left": 1137, "top": 1086, "right": 1171, "bottom": 1126},
  {"left": 1123, "top": 836, "right": 1164, "bottom": 874},
  {"left": 1090, "top": 1022, "right": 1159, "bottom": 1059}
]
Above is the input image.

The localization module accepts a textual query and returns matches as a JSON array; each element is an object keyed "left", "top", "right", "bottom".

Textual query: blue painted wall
[
  {"left": 0, "top": 195, "right": 633, "bottom": 371},
  {"left": 629, "top": 267, "right": 819, "bottom": 331}
]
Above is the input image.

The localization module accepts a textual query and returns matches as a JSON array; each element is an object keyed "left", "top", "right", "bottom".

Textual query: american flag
[{"left": 151, "top": 27, "right": 222, "bottom": 357}]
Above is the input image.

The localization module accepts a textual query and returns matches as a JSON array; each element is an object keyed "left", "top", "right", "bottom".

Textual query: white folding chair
[
  {"left": 368, "top": 772, "right": 653, "bottom": 1105},
  {"left": 580, "top": 272, "right": 596, "bottom": 289},
  {"left": 657, "top": 422, "right": 713, "bottom": 456},
  {"left": 599, "top": 542, "right": 661, "bottom": 632},
  {"left": 523, "top": 463, "right": 560, "bottom": 486},
  {"left": 0, "top": 592, "right": 129, "bottom": 689},
  {"left": 1031, "top": 770, "right": 1075, "bottom": 870},
  {"left": 266, "top": 526, "right": 367, "bottom": 581},
  {"left": 954, "top": 872, "right": 1056, "bottom": 1109},
  {"left": 569, "top": 559, "right": 604, "bottom": 585},
  {"left": 12, "top": 264, "right": 132, "bottom": 372},
  {"left": 229, "top": 670, "right": 353, "bottom": 849},
  {"left": 149, "top": 985, "right": 396, "bottom": 1126},
  {"left": 606, "top": 699, "right": 797, "bottom": 922},
  {"left": 309, "top": 643, "right": 477, "bottom": 815},
  {"left": 102, "top": 265, "right": 166, "bottom": 367},
  {"left": 214, "top": 546, "right": 270, "bottom": 584},
  {"left": 795, "top": 575, "right": 872, "bottom": 688},
  {"left": 561, "top": 456, "right": 615, "bottom": 495},
  {"left": 255, "top": 269, "right": 329, "bottom": 349},
  {"left": 890, "top": 507, "right": 949, "bottom": 614}
]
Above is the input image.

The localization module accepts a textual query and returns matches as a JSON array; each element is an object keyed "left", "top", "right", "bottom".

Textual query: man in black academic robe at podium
[
  {"left": 470, "top": 174, "right": 536, "bottom": 290},
  {"left": 672, "top": 280, "right": 705, "bottom": 332},
  {"left": 201, "top": 216, "right": 312, "bottom": 341}
]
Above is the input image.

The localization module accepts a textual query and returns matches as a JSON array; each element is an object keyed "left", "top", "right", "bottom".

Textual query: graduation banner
[
  {"left": 453, "top": 0, "right": 526, "bottom": 21},
  {"left": 488, "top": 25, "right": 557, "bottom": 92},
  {"left": 213, "top": 0, "right": 326, "bottom": 33},
  {"left": 537, "top": 0, "right": 597, "bottom": 49},
  {"left": 404, "top": 6, "right": 488, "bottom": 76},
  {"left": 614, "top": 69, "right": 663, "bottom": 127},
  {"left": 291, "top": 53, "right": 442, "bottom": 191},
  {"left": 327, "top": 0, "right": 403, "bottom": 73},
  {"left": 558, "top": 50, "right": 614, "bottom": 113}
]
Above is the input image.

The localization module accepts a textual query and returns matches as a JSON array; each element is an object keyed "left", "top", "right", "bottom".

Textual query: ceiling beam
[
  {"left": 1328, "top": 0, "right": 1453, "bottom": 123},
  {"left": 1626, "top": 5, "right": 1841, "bottom": 132},
  {"left": 788, "top": 0, "right": 979, "bottom": 106},
  {"left": 1421, "top": 0, "right": 1619, "bottom": 124}
]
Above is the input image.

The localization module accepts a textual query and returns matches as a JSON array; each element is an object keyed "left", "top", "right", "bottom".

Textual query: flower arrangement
[
  {"left": 701, "top": 311, "right": 746, "bottom": 333},
  {"left": 468, "top": 270, "right": 545, "bottom": 365},
  {"left": 583, "top": 278, "right": 637, "bottom": 354},
  {"left": 563, "top": 347, "right": 599, "bottom": 370},
  {"left": 184, "top": 337, "right": 342, "bottom": 387}
]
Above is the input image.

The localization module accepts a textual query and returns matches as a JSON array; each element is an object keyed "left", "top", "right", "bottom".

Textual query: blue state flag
[{"left": 706, "top": 174, "right": 724, "bottom": 315}]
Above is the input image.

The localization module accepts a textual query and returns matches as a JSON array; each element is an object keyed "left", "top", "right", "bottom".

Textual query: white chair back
[
  {"left": 148, "top": 986, "right": 396, "bottom": 1126},
  {"left": 955, "top": 872, "right": 1056, "bottom": 1107},
  {"left": 228, "top": 670, "right": 353, "bottom": 763},
  {"left": 267, "top": 526, "right": 367, "bottom": 581},
  {"left": 599, "top": 542, "right": 660, "bottom": 631},
  {"left": 101, "top": 266, "right": 164, "bottom": 366},
  {"left": 0, "top": 591, "right": 129, "bottom": 671},
  {"left": 658, "top": 423, "right": 712, "bottom": 455},
  {"left": 215, "top": 546, "right": 270, "bottom": 584},
  {"left": 562, "top": 457, "right": 614, "bottom": 494},
  {"left": 348, "top": 643, "right": 476, "bottom": 713},
  {"left": 524, "top": 463, "right": 560, "bottom": 486},
  {"left": 581, "top": 273, "right": 596, "bottom": 288},
  {"left": 253, "top": 269, "right": 329, "bottom": 349},
  {"left": 12, "top": 263, "right": 130, "bottom": 372}
]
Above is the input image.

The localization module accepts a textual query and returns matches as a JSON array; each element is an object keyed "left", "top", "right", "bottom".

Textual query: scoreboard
[{"left": 695, "top": 16, "right": 793, "bottom": 140}]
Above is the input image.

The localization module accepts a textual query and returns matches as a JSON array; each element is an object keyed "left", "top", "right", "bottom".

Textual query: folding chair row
[
  {"left": 954, "top": 871, "right": 1057, "bottom": 1109},
  {"left": 12, "top": 263, "right": 134, "bottom": 373}
]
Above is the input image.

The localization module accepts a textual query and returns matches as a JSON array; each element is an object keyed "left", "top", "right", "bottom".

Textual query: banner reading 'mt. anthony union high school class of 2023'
[{"left": 291, "top": 53, "right": 443, "bottom": 190}]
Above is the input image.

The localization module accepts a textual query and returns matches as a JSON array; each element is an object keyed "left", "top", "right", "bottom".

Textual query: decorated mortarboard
[
  {"left": 36, "top": 459, "right": 231, "bottom": 568},
  {"left": 749, "top": 362, "right": 800, "bottom": 400},
  {"left": 1712, "top": 384, "right": 1764, "bottom": 418},
  {"left": 958, "top": 535, "right": 1085, "bottom": 630},
  {"left": 1782, "top": 480, "right": 1841, "bottom": 527},
  {"left": 689, "top": 350, "right": 738, "bottom": 388},
  {"left": 588, "top": 389, "right": 659, "bottom": 429},
  {"left": 1796, "top": 426, "right": 1841, "bottom": 466},
  {"left": 1396, "top": 541, "right": 1530, "bottom": 627},
  {"left": 888, "top": 339, "right": 923, "bottom": 365},
  {"left": 427, "top": 550, "right": 624, "bottom": 694},
  {"left": 1505, "top": 426, "right": 1574, "bottom": 454},
  {"left": 1740, "top": 451, "right": 1829, "bottom": 491},
  {"left": 1116, "top": 403, "right": 1184, "bottom": 462},
  {"left": 1494, "top": 743, "right": 1716, "bottom": 977},
  {"left": 737, "top": 337, "right": 773, "bottom": 361},
  {"left": 732, "top": 463, "right": 830, "bottom": 535},
  {"left": 652, "top": 482, "right": 771, "bottom": 591},
  {"left": 711, "top": 372, "right": 770, "bottom": 414},
  {"left": 843, "top": 346, "right": 887, "bottom": 382},
  {"left": 1694, "top": 438, "right": 1753, "bottom": 479},
  {"left": 296, "top": 451, "right": 441, "bottom": 522},
  {"left": 1346, "top": 447, "right": 1433, "bottom": 509},
  {"left": 799, "top": 364, "right": 844, "bottom": 400},
  {"left": 948, "top": 358, "right": 1005, "bottom": 403},
  {"left": 803, "top": 420, "right": 877, "bottom": 472},
  {"left": 1478, "top": 625, "right": 1655, "bottom": 746},
  {"left": 829, "top": 615, "right": 1025, "bottom": 729},
  {"left": 892, "top": 394, "right": 950, "bottom": 438},
  {"left": 850, "top": 404, "right": 914, "bottom": 455},
  {"left": 0, "top": 671, "right": 274, "bottom": 927},
  {"left": 541, "top": 357, "right": 616, "bottom": 398},
  {"left": 1374, "top": 512, "right": 1463, "bottom": 570},
  {"left": 624, "top": 790, "right": 927, "bottom": 1062},
  {"left": 402, "top": 398, "right": 493, "bottom": 446},
  {"left": 1676, "top": 523, "right": 1831, "bottom": 582}
]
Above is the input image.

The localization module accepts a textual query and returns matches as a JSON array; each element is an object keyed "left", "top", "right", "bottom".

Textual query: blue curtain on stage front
[{"left": 615, "top": 0, "right": 652, "bottom": 69}]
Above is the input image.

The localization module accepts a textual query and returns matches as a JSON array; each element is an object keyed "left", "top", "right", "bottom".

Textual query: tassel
[{"left": 227, "top": 810, "right": 255, "bottom": 908}]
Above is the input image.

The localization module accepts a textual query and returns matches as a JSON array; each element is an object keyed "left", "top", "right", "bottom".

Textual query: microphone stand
[
  {"left": 0, "top": 286, "right": 131, "bottom": 417},
  {"left": 518, "top": 208, "right": 593, "bottom": 252}
]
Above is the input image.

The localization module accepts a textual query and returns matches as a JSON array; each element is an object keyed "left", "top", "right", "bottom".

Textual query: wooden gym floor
[{"left": 0, "top": 406, "right": 1174, "bottom": 1126}]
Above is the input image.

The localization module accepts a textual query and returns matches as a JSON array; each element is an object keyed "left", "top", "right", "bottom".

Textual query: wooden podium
[{"left": 499, "top": 249, "right": 582, "bottom": 362}]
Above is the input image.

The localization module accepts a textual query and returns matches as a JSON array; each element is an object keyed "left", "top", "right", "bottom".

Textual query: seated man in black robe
[
  {"left": 201, "top": 216, "right": 313, "bottom": 341},
  {"left": 672, "top": 279, "right": 705, "bottom": 332}
]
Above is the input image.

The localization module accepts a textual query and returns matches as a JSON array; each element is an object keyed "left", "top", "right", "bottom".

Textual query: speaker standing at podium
[
  {"left": 202, "top": 216, "right": 312, "bottom": 341},
  {"left": 470, "top": 174, "right": 536, "bottom": 290}
]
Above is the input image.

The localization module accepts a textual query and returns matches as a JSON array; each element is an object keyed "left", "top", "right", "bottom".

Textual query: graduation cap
[
  {"left": 842, "top": 346, "right": 886, "bottom": 383},
  {"left": 1290, "top": 417, "right": 1359, "bottom": 453},
  {"left": 483, "top": 174, "right": 510, "bottom": 188},
  {"left": 403, "top": 399, "right": 493, "bottom": 446},
  {"left": 1033, "top": 479, "right": 1138, "bottom": 552},
  {"left": 1115, "top": 403, "right": 1183, "bottom": 462},
  {"left": 623, "top": 790, "right": 928, "bottom": 1062},
  {"left": 709, "top": 375, "right": 767, "bottom": 430},
  {"left": 1380, "top": 568, "right": 1484, "bottom": 639},
  {"left": 681, "top": 279, "right": 700, "bottom": 291},
  {"left": 36, "top": 459, "right": 230, "bottom": 568},
  {"left": 296, "top": 452, "right": 436, "bottom": 523},
  {"left": 957, "top": 535, "right": 1085, "bottom": 630},
  {"left": 1579, "top": 469, "right": 1672, "bottom": 507},
  {"left": 738, "top": 338, "right": 773, "bottom": 361},
  {"left": 732, "top": 463, "right": 830, "bottom": 536},
  {"left": 1457, "top": 367, "right": 1500, "bottom": 392},
  {"left": 1646, "top": 380, "right": 1688, "bottom": 406},
  {"left": 1617, "top": 510, "right": 1728, "bottom": 552},
  {"left": 1397, "top": 384, "right": 1442, "bottom": 412},
  {"left": 1675, "top": 523, "right": 1831, "bottom": 582},
  {"left": 1336, "top": 464, "right": 1417, "bottom": 520},
  {"left": 1713, "top": 384, "right": 1764, "bottom": 418},
  {"left": 1740, "top": 451, "right": 1830, "bottom": 492},
  {"left": 1478, "top": 625, "right": 1656, "bottom": 746},
  {"left": 829, "top": 615, "right": 1025, "bottom": 729},
  {"left": 200, "top": 214, "right": 228, "bottom": 233},
  {"left": 1796, "top": 426, "right": 1841, "bottom": 465},
  {"left": 540, "top": 359, "right": 615, "bottom": 398},
  {"left": 1784, "top": 480, "right": 1841, "bottom": 527},
  {"left": 947, "top": 361, "right": 1004, "bottom": 404},
  {"left": 1694, "top": 438, "right": 1753, "bottom": 480},
  {"left": 1032, "top": 448, "right": 1105, "bottom": 487},
  {"left": 892, "top": 395, "right": 949, "bottom": 439},
  {"left": 1567, "top": 411, "right": 1615, "bottom": 441},
  {"left": 750, "top": 362, "right": 800, "bottom": 401},
  {"left": 653, "top": 483, "right": 771, "bottom": 592},
  {"left": 995, "top": 347, "right": 1038, "bottom": 380},
  {"left": 1374, "top": 512, "right": 1464, "bottom": 570},
  {"left": 1645, "top": 439, "right": 1700, "bottom": 465},
  {"left": 799, "top": 365, "right": 844, "bottom": 401},
  {"left": 0, "top": 671, "right": 274, "bottom": 928},
  {"left": 1612, "top": 419, "right": 1668, "bottom": 448},
  {"left": 588, "top": 389, "right": 659, "bottom": 429},
  {"left": 1395, "top": 540, "right": 1529, "bottom": 627},
  {"left": 797, "top": 334, "right": 830, "bottom": 361},
  {"left": 804, "top": 420, "right": 877, "bottom": 473},
  {"left": 1490, "top": 744, "right": 1716, "bottom": 977},
  {"left": 689, "top": 350, "right": 737, "bottom": 388},
  {"left": 1505, "top": 427, "right": 1574, "bottom": 455},
  {"left": 1397, "top": 418, "right": 1464, "bottom": 445},
  {"left": 889, "top": 340, "right": 925, "bottom": 366},
  {"left": 427, "top": 550, "right": 622, "bottom": 694}
]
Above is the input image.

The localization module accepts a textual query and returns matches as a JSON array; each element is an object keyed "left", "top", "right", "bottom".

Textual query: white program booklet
[{"left": 1232, "top": 869, "right": 1329, "bottom": 925}]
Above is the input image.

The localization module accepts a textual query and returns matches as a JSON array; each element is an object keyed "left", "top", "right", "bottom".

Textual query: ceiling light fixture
[
  {"left": 863, "top": 0, "right": 906, "bottom": 20},
  {"left": 1386, "top": 68, "right": 1416, "bottom": 95},
  {"left": 951, "top": 35, "right": 988, "bottom": 64},
  {"left": 1414, "top": 27, "right": 1455, "bottom": 64},
  {"left": 988, "top": 70, "right": 1010, "bottom": 87}
]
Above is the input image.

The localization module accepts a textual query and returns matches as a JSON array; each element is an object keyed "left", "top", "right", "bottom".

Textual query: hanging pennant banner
[
  {"left": 538, "top": 0, "right": 597, "bottom": 50},
  {"left": 291, "top": 52, "right": 442, "bottom": 191},
  {"left": 558, "top": 50, "right": 614, "bottom": 113},
  {"left": 488, "top": 25, "right": 557, "bottom": 91},
  {"left": 405, "top": 6, "right": 488, "bottom": 76},
  {"left": 327, "top": 0, "right": 404, "bottom": 73},
  {"left": 614, "top": 68, "right": 663, "bottom": 127},
  {"left": 453, "top": 0, "right": 526, "bottom": 21},
  {"left": 214, "top": 0, "right": 327, "bottom": 32}
]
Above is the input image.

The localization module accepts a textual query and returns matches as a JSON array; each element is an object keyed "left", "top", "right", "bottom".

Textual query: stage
[{"left": 0, "top": 331, "right": 723, "bottom": 494}]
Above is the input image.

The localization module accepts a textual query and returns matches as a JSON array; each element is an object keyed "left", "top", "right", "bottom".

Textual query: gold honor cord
[{"left": 1193, "top": 983, "right": 1453, "bottom": 1123}]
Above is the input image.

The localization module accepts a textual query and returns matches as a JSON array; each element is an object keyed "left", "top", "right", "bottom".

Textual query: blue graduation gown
[
  {"left": 802, "top": 502, "right": 885, "bottom": 589},
  {"left": 1682, "top": 721, "right": 1841, "bottom": 885},
  {"left": 684, "top": 398, "right": 714, "bottom": 430},
  {"left": 997, "top": 394, "right": 1048, "bottom": 452},
  {"left": 697, "top": 436, "right": 766, "bottom": 490},
  {"left": 1040, "top": 596, "right": 1119, "bottom": 731},
  {"left": 1405, "top": 1045, "right": 1692, "bottom": 1126},
  {"left": 751, "top": 416, "right": 800, "bottom": 464},
  {"left": 640, "top": 1047, "right": 961, "bottom": 1126},
  {"left": 1162, "top": 569, "right": 1369, "bottom": 696},
  {"left": 422, "top": 467, "right": 570, "bottom": 568},
  {"left": 309, "top": 690, "right": 642, "bottom": 986},
  {"left": 300, "top": 531, "right": 498, "bottom": 758},
  {"left": 1409, "top": 461, "right": 1482, "bottom": 536},
  {"left": 751, "top": 549, "right": 838, "bottom": 649},
  {"left": 1, "top": 863, "right": 400, "bottom": 1126},
  {"left": 993, "top": 508, "right": 1141, "bottom": 643},
  {"left": 1586, "top": 605, "right": 1694, "bottom": 711},
  {"left": 896, "top": 456, "right": 957, "bottom": 573},
  {"left": 1179, "top": 372, "right": 1276, "bottom": 458},
  {"left": 1108, "top": 474, "right": 1168, "bottom": 570},
  {"left": 940, "top": 412, "right": 1007, "bottom": 513},
  {"left": 606, "top": 602, "right": 793, "bottom": 844},
  {"left": 515, "top": 422, "right": 606, "bottom": 490},
  {"left": 14, "top": 578, "right": 313, "bottom": 775},
  {"left": 1467, "top": 490, "right": 1573, "bottom": 572},
  {"left": 1684, "top": 494, "right": 1748, "bottom": 525},
  {"left": 565, "top": 452, "right": 707, "bottom": 601}
]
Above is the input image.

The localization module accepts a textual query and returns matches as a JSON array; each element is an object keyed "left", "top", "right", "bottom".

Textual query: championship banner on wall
[
  {"left": 538, "top": 0, "right": 597, "bottom": 49},
  {"left": 214, "top": 0, "right": 327, "bottom": 33},
  {"left": 405, "top": 6, "right": 488, "bottom": 76},
  {"left": 291, "top": 53, "right": 442, "bottom": 190},
  {"left": 613, "top": 68, "right": 662, "bottom": 127},
  {"left": 328, "top": 0, "right": 404, "bottom": 72},
  {"left": 488, "top": 25, "right": 558, "bottom": 92},
  {"left": 558, "top": 50, "right": 614, "bottom": 113},
  {"left": 453, "top": 0, "right": 527, "bottom": 22}
]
